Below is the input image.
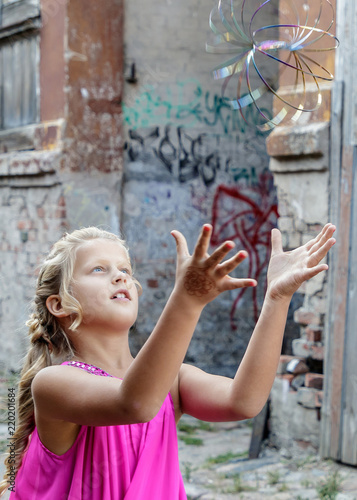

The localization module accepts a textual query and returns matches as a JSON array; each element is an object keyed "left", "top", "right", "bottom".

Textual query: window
[{"left": 0, "top": 0, "right": 41, "bottom": 130}]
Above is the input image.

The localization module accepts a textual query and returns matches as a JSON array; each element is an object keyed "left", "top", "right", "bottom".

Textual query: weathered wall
[
  {"left": 266, "top": 85, "right": 333, "bottom": 451},
  {"left": 0, "top": 0, "right": 125, "bottom": 372},
  {"left": 0, "top": 0, "right": 322, "bottom": 380},
  {"left": 121, "top": 0, "right": 295, "bottom": 375}
]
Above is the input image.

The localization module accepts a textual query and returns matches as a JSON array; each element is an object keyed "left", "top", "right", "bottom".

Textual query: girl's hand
[
  {"left": 171, "top": 224, "right": 257, "bottom": 306},
  {"left": 267, "top": 223, "right": 336, "bottom": 301}
]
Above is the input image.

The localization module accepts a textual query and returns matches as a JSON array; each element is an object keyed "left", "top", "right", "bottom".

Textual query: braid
[{"left": 0, "top": 315, "right": 52, "bottom": 495}]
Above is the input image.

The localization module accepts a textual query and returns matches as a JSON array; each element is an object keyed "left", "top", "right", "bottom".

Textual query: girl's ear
[{"left": 46, "top": 295, "right": 70, "bottom": 318}]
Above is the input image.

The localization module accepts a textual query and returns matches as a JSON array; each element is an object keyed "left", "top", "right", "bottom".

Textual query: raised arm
[
  {"left": 119, "top": 224, "right": 256, "bottom": 421},
  {"left": 178, "top": 223, "right": 336, "bottom": 422},
  {"left": 33, "top": 225, "right": 255, "bottom": 430}
]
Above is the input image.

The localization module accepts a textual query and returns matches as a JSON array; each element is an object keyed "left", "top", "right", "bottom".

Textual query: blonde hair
[{"left": 0, "top": 227, "right": 140, "bottom": 496}]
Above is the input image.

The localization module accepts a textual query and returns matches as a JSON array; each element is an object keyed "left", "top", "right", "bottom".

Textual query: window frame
[{"left": 0, "top": 0, "right": 41, "bottom": 136}]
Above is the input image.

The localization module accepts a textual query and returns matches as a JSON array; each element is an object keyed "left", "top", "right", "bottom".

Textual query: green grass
[
  {"left": 222, "top": 473, "right": 257, "bottom": 494},
  {"left": 182, "top": 462, "right": 193, "bottom": 482},
  {"left": 177, "top": 420, "right": 214, "bottom": 435},
  {"left": 278, "top": 482, "right": 289, "bottom": 492},
  {"left": 316, "top": 471, "right": 342, "bottom": 500},
  {"left": 197, "top": 421, "right": 214, "bottom": 432},
  {"left": 301, "top": 478, "right": 312, "bottom": 488},
  {"left": 177, "top": 422, "right": 197, "bottom": 435},
  {"left": 178, "top": 435, "right": 204, "bottom": 446},
  {"left": 177, "top": 419, "right": 215, "bottom": 446},
  {"left": 205, "top": 450, "right": 248, "bottom": 466},
  {"left": 267, "top": 470, "right": 281, "bottom": 485}
]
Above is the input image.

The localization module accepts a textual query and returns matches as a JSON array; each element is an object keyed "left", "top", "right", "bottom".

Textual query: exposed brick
[
  {"left": 305, "top": 325, "right": 322, "bottom": 343},
  {"left": 278, "top": 216, "right": 294, "bottom": 233},
  {"left": 305, "top": 373, "right": 324, "bottom": 390},
  {"left": 310, "top": 344, "right": 324, "bottom": 360},
  {"left": 147, "top": 279, "right": 159, "bottom": 288},
  {"left": 17, "top": 220, "right": 27, "bottom": 230},
  {"left": 55, "top": 208, "right": 67, "bottom": 218},
  {"left": 28, "top": 230, "right": 38, "bottom": 241},
  {"left": 58, "top": 195, "right": 66, "bottom": 207},
  {"left": 37, "top": 207, "right": 45, "bottom": 218},
  {"left": 286, "top": 358, "right": 309, "bottom": 375},
  {"left": 294, "top": 308, "right": 321, "bottom": 326},
  {"left": 276, "top": 374, "right": 295, "bottom": 385},
  {"left": 277, "top": 355, "right": 295, "bottom": 374},
  {"left": 297, "top": 387, "right": 318, "bottom": 409},
  {"left": 292, "top": 338, "right": 325, "bottom": 360}
]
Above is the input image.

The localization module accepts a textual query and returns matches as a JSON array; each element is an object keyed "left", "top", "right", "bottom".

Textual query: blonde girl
[{"left": 0, "top": 223, "right": 335, "bottom": 499}]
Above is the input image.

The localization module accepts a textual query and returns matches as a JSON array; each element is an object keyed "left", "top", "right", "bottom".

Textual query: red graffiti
[{"left": 211, "top": 174, "right": 279, "bottom": 328}]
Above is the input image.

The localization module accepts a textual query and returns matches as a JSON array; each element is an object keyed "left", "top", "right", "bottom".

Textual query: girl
[{"left": 0, "top": 223, "right": 335, "bottom": 499}]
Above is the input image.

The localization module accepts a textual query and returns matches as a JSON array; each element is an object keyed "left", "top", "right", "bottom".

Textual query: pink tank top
[{"left": 10, "top": 362, "right": 187, "bottom": 500}]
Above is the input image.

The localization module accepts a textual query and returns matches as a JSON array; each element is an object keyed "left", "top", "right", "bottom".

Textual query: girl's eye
[
  {"left": 93, "top": 266, "right": 104, "bottom": 273},
  {"left": 120, "top": 268, "right": 131, "bottom": 275}
]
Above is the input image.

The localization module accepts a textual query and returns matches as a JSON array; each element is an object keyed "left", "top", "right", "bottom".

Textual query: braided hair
[{"left": 0, "top": 227, "right": 139, "bottom": 495}]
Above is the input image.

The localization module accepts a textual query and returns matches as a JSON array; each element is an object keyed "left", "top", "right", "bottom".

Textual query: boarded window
[{"left": 0, "top": 0, "right": 41, "bottom": 130}]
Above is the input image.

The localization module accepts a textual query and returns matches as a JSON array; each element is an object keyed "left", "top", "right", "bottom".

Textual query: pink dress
[{"left": 10, "top": 362, "right": 187, "bottom": 500}]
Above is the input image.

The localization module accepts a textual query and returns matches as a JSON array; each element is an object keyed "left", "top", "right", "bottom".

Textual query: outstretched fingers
[
  {"left": 215, "top": 250, "right": 257, "bottom": 289},
  {"left": 171, "top": 230, "right": 190, "bottom": 263},
  {"left": 172, "top": 224, "right": 257, "bottom": 295},
  {"left": 192, "top": 224, "right": 213, "bottom": 261},
  {"left": 205, "top": 240, "right": 236, "bottom": 269},
  {"left": 223, "top": 276, "right": 257, "bottom": 290},
  {"left": 306, "top": 223, "right": 335, "bottom": 252},
  {"left": 271, "top": 228, "right": 283, "bottom": 255},
  {"left": 215, "top": 249, "right": 247, "bottom": 277},
  {"left": 307, "top": 224, "right": 336, "bottom": 268}
]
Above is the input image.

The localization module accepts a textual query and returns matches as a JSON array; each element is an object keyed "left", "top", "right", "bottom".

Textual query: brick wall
[
  {"left": 0, "top": 0, "right": 125, "bottom": 372},
  {"left": 266, "top": 83, "right": 333, "bottom": 451}
]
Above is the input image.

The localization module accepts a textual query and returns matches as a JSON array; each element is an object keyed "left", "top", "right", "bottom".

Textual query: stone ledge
[
  {"left": 0, "top": 120, "right": 64, "bottom": 154},
  {"left": 0, "top": 149, "right": 62, "bottom": 178},
  {"left": 267, "top": 122, "right": 329, "bottom": 164}
]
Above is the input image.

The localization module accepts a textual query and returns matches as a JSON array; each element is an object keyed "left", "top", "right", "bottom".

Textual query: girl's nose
[{"left": 112, "top": 270, "right": 127, "bottom": 283}]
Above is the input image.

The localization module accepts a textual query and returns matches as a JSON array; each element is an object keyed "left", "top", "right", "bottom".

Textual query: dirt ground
[{"left": 178, "top": 415, "right": 357, "bottom": 500}]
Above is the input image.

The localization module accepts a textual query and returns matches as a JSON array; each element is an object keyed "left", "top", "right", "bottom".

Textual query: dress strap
[{"left": 61, "top": 360, "right": 113, "bottom": 378}]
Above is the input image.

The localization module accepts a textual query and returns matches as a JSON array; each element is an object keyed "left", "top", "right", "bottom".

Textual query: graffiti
[
  {"left": 123, "top": 80, "right": 276, "bottom": 328},
  {"left": 211, "top": 179, "right": 279, "bottom": 328},
  {"left": 123, "top": 79, "right": 272, "bottom": 135},
  {"left": 125, "top": 125, "right": 268, "bottom": 188}
]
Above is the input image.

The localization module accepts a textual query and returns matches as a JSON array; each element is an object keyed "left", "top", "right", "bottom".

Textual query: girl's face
[{"left": 70, "top": 239, "right": 139, "bottom": 334}]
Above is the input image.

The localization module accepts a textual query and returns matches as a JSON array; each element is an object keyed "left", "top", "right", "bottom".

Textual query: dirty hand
[
  {"left": 171, "top": 224, "right": 257, "bottom": 306},
  {"left": 267, "top": 223, "right": 336, "bottom": 301}
]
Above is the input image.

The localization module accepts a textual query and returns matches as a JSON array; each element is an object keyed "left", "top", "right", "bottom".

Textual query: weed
[
  {"left": 278, "top": 482, "right": 289, "bottom": 492},
  {"left": 177, "top": 422, "right": 197, "bottom": 435},
  {"left": 197, "top": 421, "right": 214, "bottom": 432},
  {"left": 178, "top": 420, "right": 214, "bottom": 435},
  {"left": 204, "top": 450, "right": 248, "bottom": 466},
  {"left": 316, "top": 470, "right": 342, "bottom": 500},
  {"left": 223, "top": 473, "right": 257, "bottom": 493},
  {"left": 267, "top": 470, "right": 281, "bottom": 485},
  {"left": 182, "top": 462, "right": 193, "bottom": 482},
  {"left": 296, "top": 454, "right": 317, "bottom": 469},
  {"left": 178, "top": 435, "right": 203, "bottom": 446},
  {"left": 301, "top": 478, "right": 312, "bottom": 488}
]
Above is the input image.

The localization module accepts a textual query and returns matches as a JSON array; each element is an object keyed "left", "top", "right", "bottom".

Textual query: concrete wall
[
  {"left": 0, "top": 0, "right": 125, "bottom": 371},
  {"left": 122, "top": 0, "right": 287, "bottom": 375},
  {"left": 0, "top": 0, "right": 310, "bottom": 381},
  {"left": 266, "top": 84, "right": 333, "bottom": 451}
]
